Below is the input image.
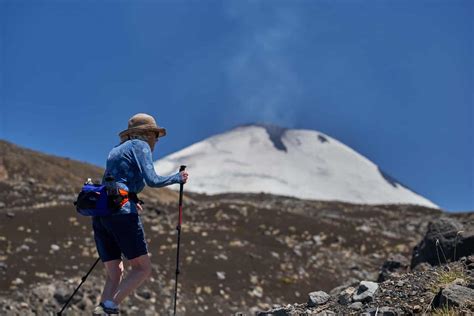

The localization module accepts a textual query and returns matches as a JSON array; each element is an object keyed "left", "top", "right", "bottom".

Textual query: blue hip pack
[
  {"left": 74, "top": 183, "right": 130, "bottom": 216},
  {"left": 74, "top": 175, "right": 143, "bottom": 216},
  {"left": 74, "top": 184, "right": 114, "bottom": 216}
]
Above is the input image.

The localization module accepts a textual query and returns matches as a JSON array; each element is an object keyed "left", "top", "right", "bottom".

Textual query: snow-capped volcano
[{"left": 154, "top": 123, "right": 438, "bottom": 208}]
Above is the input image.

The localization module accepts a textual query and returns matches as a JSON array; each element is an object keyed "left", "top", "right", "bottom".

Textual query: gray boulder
[
  {"left": 315, "top": 311, "right": 335, "bottom": 316},
  {"left": 328, "top": 277, "right": 359, "bottom": 296},
  {"left": 53, "top": 284, "right": 82, "bottom": 305},
  {"left": 348, "top": 301, "right": 363, "bottom": 310},
  {"left": 31, "top": 284, "right": 55, "bottom": 301},
  {"left": 307, "top": 290, "right": 330, "bottom": 307},
  {"left": 360, "top": 306, "right": 402, "bottom": 316},
  {"left": 377, "top": 306, "right": 400, "bottom": 316},
  {"left": 256, "top": 307, "right": 292, "bottom": 316},
  {"left": 432, "top": 284, "right": 474, "bottom": 308}
]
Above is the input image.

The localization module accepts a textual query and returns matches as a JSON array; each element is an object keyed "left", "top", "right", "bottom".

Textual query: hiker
[{"left": 92, "top": 113, "right": 188, "bottom": 315}]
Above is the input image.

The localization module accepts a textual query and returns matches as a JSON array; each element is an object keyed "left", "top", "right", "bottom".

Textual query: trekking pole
[
  {"left": 57, "top": 257, "right": 100, "bottom": 315},
  {"left": 173, "top": 165, "right": 186, "bottom": 316}
]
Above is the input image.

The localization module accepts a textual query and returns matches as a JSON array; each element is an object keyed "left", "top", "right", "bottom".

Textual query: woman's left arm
[{"left": 131, "top": 140, "right": 183, "bottom": 188}]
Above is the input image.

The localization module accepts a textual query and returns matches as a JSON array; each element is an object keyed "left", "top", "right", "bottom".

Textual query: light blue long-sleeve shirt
[{"left": 100, "top": 139, "right": 183, "bottom": 215}]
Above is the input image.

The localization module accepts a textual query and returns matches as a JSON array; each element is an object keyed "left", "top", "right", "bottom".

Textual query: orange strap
[{"left": 118, "top": 189, "right": 129, "bottom": 207}]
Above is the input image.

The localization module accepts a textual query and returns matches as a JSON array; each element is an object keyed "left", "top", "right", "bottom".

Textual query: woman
[{"left": 92, "top": 113, "right": 188, "bottom": 315}]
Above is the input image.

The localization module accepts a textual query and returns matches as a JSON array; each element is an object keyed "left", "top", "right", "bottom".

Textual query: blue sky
[{"left": 0, "top": 0, "right": 472, "bottom": 212}]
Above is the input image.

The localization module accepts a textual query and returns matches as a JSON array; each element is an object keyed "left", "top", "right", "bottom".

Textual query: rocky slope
[
  {"left": 258, "top": 216, "right": 474, "bottom": 315},
  {"left": 257, "top": 258, "right": 474, "bottom": 315},
  {"left": 0, "top": 139, "right": 472, "bottom": 315},
  {"left": 0, "top": 139, "right": 185, "bottom": 210}
]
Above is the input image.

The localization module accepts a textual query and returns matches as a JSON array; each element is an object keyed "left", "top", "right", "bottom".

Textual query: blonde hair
[{"left": 120, "top": 130, "right": 150, "bottom": 144}]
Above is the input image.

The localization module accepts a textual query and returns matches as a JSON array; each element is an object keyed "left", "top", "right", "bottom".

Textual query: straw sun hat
[{"left": 118, "top": 113, "right": 167, "bottom": 139}]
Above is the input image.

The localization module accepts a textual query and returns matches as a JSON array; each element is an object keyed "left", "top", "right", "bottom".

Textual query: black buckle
[{"left": 128, "top": 192, "right": 144, "bottom": 205}]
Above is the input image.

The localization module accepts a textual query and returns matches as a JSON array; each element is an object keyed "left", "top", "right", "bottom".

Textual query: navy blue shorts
[{"left": 92, "top": 213, "right": 148, "bottom": 262}]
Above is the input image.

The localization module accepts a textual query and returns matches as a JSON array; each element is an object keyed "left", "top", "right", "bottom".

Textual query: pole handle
[{"left": 179, "top": 165, "right": 186, "bottom": 172}]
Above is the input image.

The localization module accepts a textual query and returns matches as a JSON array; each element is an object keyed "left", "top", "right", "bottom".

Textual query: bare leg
[
  {"left": 113, "top": 254, "right": 152, "bottom": 304},
  {"left": 101, "top": 259, "right": 124, "bottom": 302}
]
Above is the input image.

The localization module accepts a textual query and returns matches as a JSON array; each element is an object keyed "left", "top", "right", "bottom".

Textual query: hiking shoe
[
  {"left": 92, "top": 302, "right": 119, "bottom": 315},
  {"left": 92, "top": 303, "right": 105, "bottom": 315}
]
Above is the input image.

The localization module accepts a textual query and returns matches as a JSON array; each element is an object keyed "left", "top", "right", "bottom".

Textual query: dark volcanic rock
[
  {"left": 377, "top": 253, "right": 409, "bottom": 282},
  {"left": 242, "top": 123, "right": 288, "bottom": 152},
  {"left": 411, "top": 217, "right": 474, "bottom": 269},
  {"left": 337, "top": 287, "right": 356, "bottom": 305},
  {"left": 352, "top": 281, "right": 378, "bottom": 303}
]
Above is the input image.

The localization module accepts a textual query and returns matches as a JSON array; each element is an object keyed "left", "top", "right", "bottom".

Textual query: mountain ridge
[
  {"left": 154, "top": 124, "right": 439, "bottom": 208},
  {"left": 235, "top": 123, "right": 420, "bottom": 196}
]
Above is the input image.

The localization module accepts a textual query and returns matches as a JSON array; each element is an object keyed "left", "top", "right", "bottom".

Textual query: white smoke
[{"left": 224, "top": 2, "right": 303, "bottom": 127}]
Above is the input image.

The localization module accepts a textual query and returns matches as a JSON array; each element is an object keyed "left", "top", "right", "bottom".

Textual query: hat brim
[{"left": 119, "top": 126, "right": 167, "bottom": 138}]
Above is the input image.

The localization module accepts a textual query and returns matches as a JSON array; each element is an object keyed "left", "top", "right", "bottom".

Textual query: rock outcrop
[
  {"left": 411, "top": 217, "right": 474, "bottom": 269},
  {"left": 258, "top": 216, "right": 474, "bottom": 316}
]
